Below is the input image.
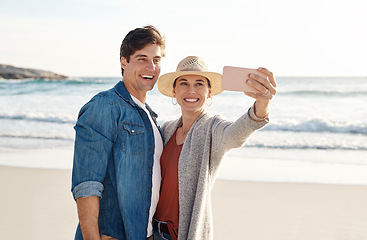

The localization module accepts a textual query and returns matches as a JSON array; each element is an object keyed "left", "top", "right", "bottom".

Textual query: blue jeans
[
  {"left": 153, "top": 229, "right": 173, "bottom": 240},
  {"left": 153, "top": 219, "right": 173, "bottom": 240}
]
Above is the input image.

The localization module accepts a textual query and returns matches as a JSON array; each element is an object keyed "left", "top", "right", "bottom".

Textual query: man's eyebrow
[
  {"left": 134, "top": 54, "right": 148, "bottom": 58},
  {"left": 134, "top": 54, "right": 161, "bottom": 59}
]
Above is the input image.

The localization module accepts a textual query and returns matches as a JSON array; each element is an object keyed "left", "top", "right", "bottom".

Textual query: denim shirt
[{"left": 71, "top": 81, "right": 162, "bottom": 240}]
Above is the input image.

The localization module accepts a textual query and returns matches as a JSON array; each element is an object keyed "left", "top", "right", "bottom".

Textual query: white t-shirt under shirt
[{"left": 131, "top": 95, "right": 163, "bottom": 237}]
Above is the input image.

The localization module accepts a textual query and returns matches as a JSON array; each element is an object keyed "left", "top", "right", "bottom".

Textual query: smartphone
[{"left": 221, "top": 66, "right": 266, "bottom": 93}]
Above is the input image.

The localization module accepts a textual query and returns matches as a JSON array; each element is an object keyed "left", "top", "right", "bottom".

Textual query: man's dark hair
[{"left": 120, "top": 25, "right": 166, "bottom": 76}]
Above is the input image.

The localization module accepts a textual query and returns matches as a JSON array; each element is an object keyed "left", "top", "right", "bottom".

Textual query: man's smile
[{"left": 141, "top": 74, "right": 154, "bottom": 80}]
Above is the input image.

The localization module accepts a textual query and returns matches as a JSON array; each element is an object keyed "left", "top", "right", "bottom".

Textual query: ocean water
[{"left": 1, "top": 76, "right": 367, "bottom": 184}]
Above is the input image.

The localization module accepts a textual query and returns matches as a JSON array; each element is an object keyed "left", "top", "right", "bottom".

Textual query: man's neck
[
  {"left": 122, "top": 80, "right": 147, "bottom": 104},
  {"left": 130, "top": 92, "right": 146, "bottom": 104}
]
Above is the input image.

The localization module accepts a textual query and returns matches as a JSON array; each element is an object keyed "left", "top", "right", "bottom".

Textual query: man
[{"left": 71, "top": 25, "right": 165, "bottom": 240}]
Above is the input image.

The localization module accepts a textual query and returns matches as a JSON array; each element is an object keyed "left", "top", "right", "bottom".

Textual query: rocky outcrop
[{"left": 0, "top": 64, "right": 67, "bottom": 80}]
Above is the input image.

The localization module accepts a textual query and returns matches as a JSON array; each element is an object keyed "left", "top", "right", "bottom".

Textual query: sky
[{"left": 1, "top": 0, "right": 366, "bottom": 77}]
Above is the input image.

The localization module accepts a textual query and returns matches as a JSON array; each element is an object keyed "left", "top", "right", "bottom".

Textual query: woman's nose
[{"left": 187, "top": 85, "right": 196, "bottom": 93}]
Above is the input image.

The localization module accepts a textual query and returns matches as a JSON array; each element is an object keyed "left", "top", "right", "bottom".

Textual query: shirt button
[
  {"left": 131, "top": 129, "right": 135, "bottom": 133},
  {"left": 147, "top": 188, "right": 151, "bottom": 192},
  {"left": 148, "top": 169, "right": 151, "bottom": 172}
]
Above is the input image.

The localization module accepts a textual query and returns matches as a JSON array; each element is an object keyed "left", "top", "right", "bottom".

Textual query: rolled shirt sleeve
[
  {"left": 71, "top": 95, "right": 117, "bottom": 200},
  {"left": 72, "top": 181, "right": 104, "bottom": 200}
]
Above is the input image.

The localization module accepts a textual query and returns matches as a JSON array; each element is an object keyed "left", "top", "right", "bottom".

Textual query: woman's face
[{"left": 173, "top": 74, "right": 211, "bottom": 115}]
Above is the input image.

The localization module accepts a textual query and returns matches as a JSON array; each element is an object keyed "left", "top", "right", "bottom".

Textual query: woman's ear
[{"left": 208, "top": 89, "right": 212, "bottom": 98}]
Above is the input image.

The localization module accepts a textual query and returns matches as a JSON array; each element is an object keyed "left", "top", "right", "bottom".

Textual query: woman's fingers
[
  {"left": 246, "top": 68, "right": 277, "bottom": 97},
  {"left": 257, "top": 67, "right": 277, "bottom": 88}
]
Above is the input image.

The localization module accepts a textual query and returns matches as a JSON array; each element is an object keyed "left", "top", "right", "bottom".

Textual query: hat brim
[{"left": 158, "top": 71, "right": 223, "bottom": 97}]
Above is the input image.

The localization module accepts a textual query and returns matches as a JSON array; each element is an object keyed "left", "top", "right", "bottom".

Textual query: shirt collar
[{"left": 114, "top": 79, "right": 158, "bottom": 119}]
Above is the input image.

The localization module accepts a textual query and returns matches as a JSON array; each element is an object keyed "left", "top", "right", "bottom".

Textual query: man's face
[{"left": 121, "top": 44, "right": 162, "bottom": 101}]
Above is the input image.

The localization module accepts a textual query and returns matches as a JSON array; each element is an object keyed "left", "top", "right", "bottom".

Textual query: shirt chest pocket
[{"left": 121, "top": 122, "right": 145, "bottom": 155}]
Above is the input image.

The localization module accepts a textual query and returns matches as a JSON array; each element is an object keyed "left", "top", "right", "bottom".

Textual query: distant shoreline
[{"left": 0, "top": 64, "right": 67, "bottom": 80}]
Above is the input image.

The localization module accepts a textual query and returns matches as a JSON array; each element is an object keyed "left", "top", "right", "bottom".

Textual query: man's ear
[{"left": 120, "top": 57, "right": 127, "bottom": 69}]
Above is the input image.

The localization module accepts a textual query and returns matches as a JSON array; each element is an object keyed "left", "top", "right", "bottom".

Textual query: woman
[{"left": 153, "top": 56, "right": 276, "bottom": 240}]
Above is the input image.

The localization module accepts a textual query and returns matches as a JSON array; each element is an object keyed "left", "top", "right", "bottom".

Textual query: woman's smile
[{"left": 183, "top": 97, "right": 200, "bottom": 103}]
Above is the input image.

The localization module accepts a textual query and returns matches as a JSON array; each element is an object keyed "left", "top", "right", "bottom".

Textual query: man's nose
[{"left": 145, "top": 61, "right": 155, "bottom": 70}]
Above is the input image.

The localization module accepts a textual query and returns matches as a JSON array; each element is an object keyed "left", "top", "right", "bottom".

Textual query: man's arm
[{"left": 76, "top": 196, "right": 101, "bottom": 240}]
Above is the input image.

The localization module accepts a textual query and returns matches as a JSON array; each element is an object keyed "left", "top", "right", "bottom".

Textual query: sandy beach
[
  {"left": 212, "top": 180, "right": 367, "bottom": 240},
  {"left": 1, "top": 155, "right": 367, "bottom": 239}
]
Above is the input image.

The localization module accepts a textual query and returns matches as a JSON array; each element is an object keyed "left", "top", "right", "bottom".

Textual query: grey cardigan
[{"left": 161, "top": 109, "right": 268, "bottom": 240}]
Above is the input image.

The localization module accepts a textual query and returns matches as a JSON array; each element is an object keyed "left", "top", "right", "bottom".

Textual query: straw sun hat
[{"left": 158, "top": 56, "right": 223, "bottom": 97}]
